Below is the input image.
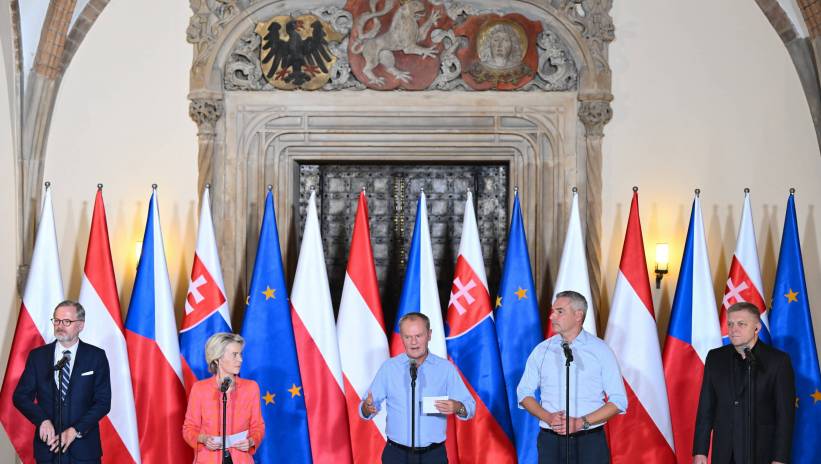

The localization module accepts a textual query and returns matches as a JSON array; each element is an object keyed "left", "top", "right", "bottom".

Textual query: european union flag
[
  {"left": 494, "top": 192, "right": 542, "bottom": 464},
  {"left": 240, "top": 190, "right": 312, "bottom": 463},
  {"left": 769, "top": 192, "right": 821, "bottom": 464}
]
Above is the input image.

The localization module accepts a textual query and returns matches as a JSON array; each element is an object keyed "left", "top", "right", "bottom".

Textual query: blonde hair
[{"left": 205, "top": 332, "right": 245, "bottom": 374}]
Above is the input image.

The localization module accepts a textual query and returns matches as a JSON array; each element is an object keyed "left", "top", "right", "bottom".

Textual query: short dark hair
[
  {"left": 727, "top": 302, "right": 761, "bottom": 321},
  {"left": 398, "top": 312, "right": 431, "bottom": 331},
  {"left": 555, "top": 290, "right": 588, "bottom": 316},
  {"left": 54, "top": 300, "right": 85, "bottom": 321}
]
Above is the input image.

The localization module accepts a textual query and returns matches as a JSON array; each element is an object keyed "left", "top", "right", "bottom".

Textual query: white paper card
[
  {"left": 422, "top": 396, "right": 448, "bottom": 414},
  {"left": 211, "top": 430, "right": 248, "bottom": 448}
]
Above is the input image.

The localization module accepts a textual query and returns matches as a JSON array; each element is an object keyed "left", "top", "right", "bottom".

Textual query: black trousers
[
  {"left": 382, "top": 440, "right": 447, "bottom": 464},
  {"left": 537, "top": 427, "right": 610, "bottom": 464}
]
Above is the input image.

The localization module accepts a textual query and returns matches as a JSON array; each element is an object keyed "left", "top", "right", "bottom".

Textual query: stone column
[{"left": 188, "top": 97, "right": 224, "bottom": 199}]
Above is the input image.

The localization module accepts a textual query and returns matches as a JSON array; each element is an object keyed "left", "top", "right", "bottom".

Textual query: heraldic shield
[
  {"left": 346, "top": 0, "right": 452, "bottom": 90},
  {"left": 255, "top": 15, "right": 342, "bottom": 90}
]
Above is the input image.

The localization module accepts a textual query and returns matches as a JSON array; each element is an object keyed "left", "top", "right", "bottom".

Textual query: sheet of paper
[
  {"left": 212, "top": 430, "right": 247, "bottom": 448},
  {"left": 422, "top": 396, "right": 448, "bottom": 414}
]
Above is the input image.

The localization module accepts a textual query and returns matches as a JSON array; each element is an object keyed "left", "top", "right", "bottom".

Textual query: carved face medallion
[{"left": 255, "top": 15, "right": 342, "bottom": 90}]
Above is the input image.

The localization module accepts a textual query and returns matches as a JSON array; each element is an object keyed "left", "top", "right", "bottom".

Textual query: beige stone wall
[{"left": 0, "top": 0, "right": 820, "bottom": 461}]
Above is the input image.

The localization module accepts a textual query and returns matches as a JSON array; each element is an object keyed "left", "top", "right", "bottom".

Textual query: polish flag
[
  {"left": 124, "top": 188, "right": 192, "bottom": 463},
  {"left": 291, "top": 191, "right": 353, "bottom": 464},
  {"left": 719, "top": 190, "right": 770, "bottom": 344},
  {"left": 178, "top": 187, "right": 232, "bottom": 390},
  {"left": 78, "top": 187, "right": 141, "bottom": 463},
  {"left": 548, "top": 189, "right": 598, "bottom": 337},
  {"left": 0, "top": 185, "right": 64, "bottom": 464},
  {"left": 662, "top": 193, "right": 722, "bottom": 464},
  {"left": 337, "top": 191, "right": 389, "bottom": 463},
  {"left": 446, "top": 191, "right": 516, "bottom": 463},
  {"left": 604, "top": 189, "right": 675, "bottom": 463}
]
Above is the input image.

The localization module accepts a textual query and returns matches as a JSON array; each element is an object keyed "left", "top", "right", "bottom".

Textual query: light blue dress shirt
[
  {"left": 360, "top": 352, "right": 476, "bottom": 447},
  {"left": 516, "top": 330, "right": 627, "bottom": 429}
]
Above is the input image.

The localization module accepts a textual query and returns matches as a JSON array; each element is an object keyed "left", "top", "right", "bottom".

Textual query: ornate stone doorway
[{"left": 298, "top": 163, "right": 508, "bottom": 326}]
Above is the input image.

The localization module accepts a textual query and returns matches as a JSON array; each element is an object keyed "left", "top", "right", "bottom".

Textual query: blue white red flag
[
  {"left": 125, "top": 188, "right": 191, "bottom": 463},
  {"left": 720, "top": 191, "right": 770, "bottom": 344},
  {"left": 391, "top": 191, "right": 447, "bottom": 358},
  {"left": 446, "top": 191, "right": 516, "bottom": 463},
  {"left": 662, "top": 194, "right": 721, "bottom": 464},
  {"left": 494, "top": 191, "right": 541, "bottom": 464},
  {"left": 239, "top": 190, "right": 312, "bottom": 463},
  {"left": 769, "top": 192, "right": 821, "bottom": 464},
  {"left": 179, "top": 186, "right": 232, "bottom": 388}
]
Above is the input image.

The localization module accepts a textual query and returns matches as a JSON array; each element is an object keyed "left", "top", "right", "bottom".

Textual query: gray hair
[
  {"left": 727, "top": 302, "right": 761, "bottom": 321},
  {"left": 555, "top": 290, "right": 588, "bottom": 318},
  {"left": 398, "top": 312, "right": 431, "bottom": 331},
  {"left": 54, "top": 300, "right": 85, "bottom": 321},
  {"left": 205, "top": 332, "right": 245, "bottom": 374}
]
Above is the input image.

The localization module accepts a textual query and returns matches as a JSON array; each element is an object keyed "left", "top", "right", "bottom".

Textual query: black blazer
[
  {"left": 12, "top": 340, "right": 111, "bottom": 462},
  {"left": 693, "top": 342, "right": 795, "bottom": 464}
]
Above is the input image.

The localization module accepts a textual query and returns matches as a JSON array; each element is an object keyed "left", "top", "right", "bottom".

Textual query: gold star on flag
[
  {"left": 515, "top": 287, "right": 528, "bottom": 300},
  {"left": 811, "top": 389, "right": 821, "bottom": 404},
  {"left": 262, "top": 286, "right": 276, "bottom": 300},
  {"left": 495, "top": 296, "right": 502, "bottom": 308},
  {"left": 288, "top": 383, "right": 302, "bottom": 398},
  {"left": 785, "top": 288, "right": 799, "bottom": 303},
  {"left": 263, "top": 391, "right": 275, "bottom": 405}
]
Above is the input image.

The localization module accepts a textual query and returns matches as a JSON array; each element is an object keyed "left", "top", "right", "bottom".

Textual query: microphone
[
  {"left": 409, "top": 359, "right": 418, "bottom": 382},
  {"left": 54, "top": 354, "right": 70, "bottom": 371},
  {"left": 219, "top": 376, "right": 232, "bottom": 393},
  {"left": 561, "top": 342, "right": 574, "bottom": 363}
]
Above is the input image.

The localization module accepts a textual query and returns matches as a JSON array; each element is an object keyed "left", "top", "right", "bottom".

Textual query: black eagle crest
[{"left": 261, "top": 18, "right": 333, "bottom": 87}]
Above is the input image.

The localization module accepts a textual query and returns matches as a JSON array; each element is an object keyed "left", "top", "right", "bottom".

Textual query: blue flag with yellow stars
[
  {"left": 769, "top": 191, "right": 821, "bottom": 464},
  {"left": 240, "top": 190, "right": 312, "bottom": 463},
  {"left": 493, "top": 191, "right": 542, "bottom": 464}
]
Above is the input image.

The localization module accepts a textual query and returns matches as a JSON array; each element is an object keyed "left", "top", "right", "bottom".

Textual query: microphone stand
[
  {"left": 744, "top": 347, "right": 755, "bottom": 464},
  {"left": 562, "top": 342, "right": 574, "bottom": 464},
  {"left": 410, "top": 360, "right": 418, "bottom": 464},
  {"left": 54, "top": 358, "right": 65, "bottom": 464},
  {"left": 221, "top": 378, "right": 233, "bottom": 464}
]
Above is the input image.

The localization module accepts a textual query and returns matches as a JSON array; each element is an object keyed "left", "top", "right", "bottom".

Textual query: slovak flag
[
  {"left": 179, "top": 186, "right": 232, "bottom": 388},
  {"left": 0, "top": 184, "right": 64, "bottom": 464},
  {"left": 337, "top": 191, "right": 389, "bottom": 464},
  {"left": 445, "top": 191, "right": 516, "bottom": 463},
  {"left": 662, "top": 193, "right": 722, "bottom": 464},
  {"left": 78, "top": 187, "right": 141, "bottom": 463},
  {"left": 291, "top": 191, "right": 353, "bottom": 464},
  {"left": 719, "top": 190, "right": 770, "bottom": 344},
  {"left": 391, "top": 191, "right": 447, "bottom": 358},
  {"left": 124, "top": 188, "right": 192, "bottom": 463},
  {"left": 604, "top": 189, "right": 675, "bottom": 463}
]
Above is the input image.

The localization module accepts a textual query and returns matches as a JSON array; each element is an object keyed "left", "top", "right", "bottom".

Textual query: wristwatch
[
  {"left": 581, "top": 416, "right": 591, "bottom": 430},
  {"left": 456, "top": 404, "right": 467, "bottom": 417},
  {"left": 75, "top": 430, "right": 83, "bottom": 439}
]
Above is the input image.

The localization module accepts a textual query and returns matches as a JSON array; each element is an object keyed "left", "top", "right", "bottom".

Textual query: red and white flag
[
  {"left": 0, "top": 185, "right": 64, "bottom": 463},
  {"left": 78, "top": 188, "right": 141, "bottom": 463},
  {"left": 292, "top": 191, "right": 353, "bottom": 464},
  {"left": 604, "top": 189, "right": 675, "bottom": 463},
  {"left": 549, "top": 189, "right": 597, "bottom": 337},
  {"left": 720, "top": 191, "right": 770, "bottom": 343},
  {"left": 337, "top": 191, "right": 389, "bottom": 464}
]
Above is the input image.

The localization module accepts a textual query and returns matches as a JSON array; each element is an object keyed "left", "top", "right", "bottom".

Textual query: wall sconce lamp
[{"left": 655, "top": 243, "right": 669, "bottom": 289}]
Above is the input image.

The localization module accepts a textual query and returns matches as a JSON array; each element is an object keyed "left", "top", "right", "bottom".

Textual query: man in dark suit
[
  {"left": 693, "top": 302, "right": 795, "bottom": 464},
  {"left": 13, "top": 300, "right": 111, "bottom": 464}
]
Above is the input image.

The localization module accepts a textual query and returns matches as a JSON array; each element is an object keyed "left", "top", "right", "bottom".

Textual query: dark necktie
[{"left": 60, "top": 350, "right": 70, "bottom": 402}]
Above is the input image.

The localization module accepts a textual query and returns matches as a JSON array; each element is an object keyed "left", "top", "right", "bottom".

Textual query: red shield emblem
[
  {"left": 455, "top": 14, "right": 542, "bottom": 90},
  {"left": 346, "top": 0, "right": 452, "bottom": 90}
]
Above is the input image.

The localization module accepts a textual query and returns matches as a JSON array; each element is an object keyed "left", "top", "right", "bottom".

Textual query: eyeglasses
[{"left": 51, "top": 318, "right": 83, "bottom": 327}]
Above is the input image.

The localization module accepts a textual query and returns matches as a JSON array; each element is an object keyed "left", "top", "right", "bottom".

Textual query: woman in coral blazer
[{"left": 183, "top": 333, "right": 264, "bottom": 463}]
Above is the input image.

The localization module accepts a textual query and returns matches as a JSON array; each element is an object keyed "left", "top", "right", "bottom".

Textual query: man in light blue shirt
[
  {"left": 361, "top": 312, "right": 475, "bottom": 463},
  {"left": 517, "top": 290, "right": 627, "bottom": 464}
]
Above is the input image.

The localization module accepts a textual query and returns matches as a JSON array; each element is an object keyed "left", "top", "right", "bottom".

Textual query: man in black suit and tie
[
  {"left": 13, "top": 300, "right": 111, "bottom": 464},
  {"left": 693, "top": 302, "right": 795, "bottom": 464}
]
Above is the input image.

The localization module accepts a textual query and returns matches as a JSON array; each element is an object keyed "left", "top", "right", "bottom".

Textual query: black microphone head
[
  {"left": 220, "top": 376, "right": 233, "bottom": 392},
  {"left": 561, "top": 341, "right": 574, "bottom": 362},
  {"left": 409, "top": 359, "right": 418, "bottom": 380}
]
